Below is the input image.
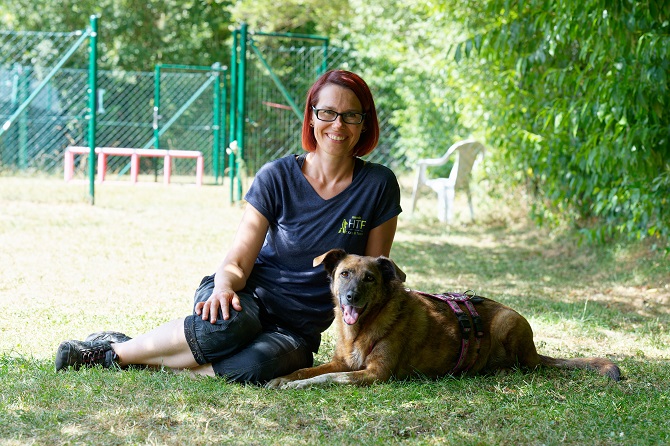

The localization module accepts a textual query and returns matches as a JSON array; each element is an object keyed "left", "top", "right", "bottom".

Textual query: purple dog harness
[{"left": 414, "top": 290, "right": 485, "bottom": 375}]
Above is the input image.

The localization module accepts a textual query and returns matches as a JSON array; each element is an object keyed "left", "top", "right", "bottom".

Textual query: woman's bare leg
[
  {"left": 112, "top": 318, "right": 205, "bottom": 370},
  {"left": 183, "top": 364, "right": 216, "bottom": 377}
]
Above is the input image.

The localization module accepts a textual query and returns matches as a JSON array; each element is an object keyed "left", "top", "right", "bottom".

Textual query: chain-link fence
[
  {"left": 1, "top": 29, "right": 224, "bottom": 183},
  {"left": 2, "top": 26, "right": 404, "bottom": 187},
  {"left": 241, "top": 33, "right": 404, "bottom": 176},
  {"left": 0, "top": 30, "right": 90, "bottom": 172},
  {"left": 91, "top": 66, "right": 225, "bottom": 182}
]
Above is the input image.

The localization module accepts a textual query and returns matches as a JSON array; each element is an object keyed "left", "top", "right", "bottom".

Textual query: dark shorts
[{"left": 183, "top": 275, "right": 313, "bottom": 384}]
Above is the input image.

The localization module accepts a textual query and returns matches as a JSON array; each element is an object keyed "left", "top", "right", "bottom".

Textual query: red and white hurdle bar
[{"left": 64, "top": 146, "right": 204, "bottom": 186}]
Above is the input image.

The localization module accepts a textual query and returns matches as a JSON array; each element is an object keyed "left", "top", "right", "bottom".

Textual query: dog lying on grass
[{"left": 266, "top": 249, "right": 621, "bottom": 389}]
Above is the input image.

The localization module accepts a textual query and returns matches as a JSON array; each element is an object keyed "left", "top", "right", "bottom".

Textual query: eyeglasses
[{"left": 312, "top": 106, "right": 366, "bottom": 125}]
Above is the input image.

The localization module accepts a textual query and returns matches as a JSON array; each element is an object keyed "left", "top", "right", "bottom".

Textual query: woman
[{"left": 55, "top": 70, "right": 402, "bottom": 384}]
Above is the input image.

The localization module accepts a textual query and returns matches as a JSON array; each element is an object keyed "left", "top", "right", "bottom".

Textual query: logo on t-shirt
[{"left": 338, "top": 216, "right": 367, "bottom": 236}]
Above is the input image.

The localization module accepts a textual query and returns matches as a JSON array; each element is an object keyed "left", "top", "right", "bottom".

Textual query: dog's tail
[{"left": 539, "top": 355, "right": 621, "bottom": 381}]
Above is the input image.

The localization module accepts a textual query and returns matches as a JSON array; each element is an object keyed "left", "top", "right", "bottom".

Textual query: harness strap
[
  {"left": 444, "top": 299, "right": 471, "bottom": 373},
  {"left": 460, "top": 299, "right": 483, "bottom": 372},
  {"left": 414, "top": 290, "right": 485, "bottom": 375}
]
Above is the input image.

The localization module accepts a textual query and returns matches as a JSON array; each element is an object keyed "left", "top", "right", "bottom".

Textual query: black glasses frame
[{"left": 311, "top": 106, "right": 366, "bottom": 125}]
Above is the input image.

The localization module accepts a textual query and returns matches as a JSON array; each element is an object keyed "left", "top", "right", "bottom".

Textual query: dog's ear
[
  {"left": 376, "top": 256, "right": 406, "bottom": 283},
  {"left": 313, "top": 249, "right": 348, "bottom": 276}
]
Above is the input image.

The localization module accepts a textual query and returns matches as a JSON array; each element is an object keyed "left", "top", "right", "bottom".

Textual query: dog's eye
[
  {"left": 340, "top": 271, "right": 349, "bottom": 278},
  {"left": 363, "top": 274, "right": 375, "bottom": 283}
]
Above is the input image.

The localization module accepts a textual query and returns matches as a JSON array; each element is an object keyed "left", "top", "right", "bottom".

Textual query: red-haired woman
[{"left": 55, "top": 70, "right": 402, "bottom": 383}]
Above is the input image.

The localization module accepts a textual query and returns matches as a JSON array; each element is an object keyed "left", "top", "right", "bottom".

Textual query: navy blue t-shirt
[{"left": 243, "top": 154, "right": 402, "bottom": 351}]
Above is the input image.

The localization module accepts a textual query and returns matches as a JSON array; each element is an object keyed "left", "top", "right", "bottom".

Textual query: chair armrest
[{"left": 417, "top": 157, "right": 448, "bottom": 167}]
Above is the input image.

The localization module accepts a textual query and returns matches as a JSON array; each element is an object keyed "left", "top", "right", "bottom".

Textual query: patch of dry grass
[
  {"left": 1, "top": 175, "right": 669, "bottom": 445},
  {"left": 0, "top": 177, "right": 243, "bottom": 355}
]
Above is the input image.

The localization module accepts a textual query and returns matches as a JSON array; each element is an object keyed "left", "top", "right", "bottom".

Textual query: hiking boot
[
  {"left": 85, "top": 331, "right": 149, "bottom": 371},
  {"left": 55, "top": 339, "right": 119, "bottom": 371},
  {"left": 85, "top": 331, "right": 132, "bottom": 344}
]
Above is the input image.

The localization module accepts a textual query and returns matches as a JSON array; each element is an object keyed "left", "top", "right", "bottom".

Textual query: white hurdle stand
[{"left": 64, "top": 146, "right": 204, "bottom": 186}]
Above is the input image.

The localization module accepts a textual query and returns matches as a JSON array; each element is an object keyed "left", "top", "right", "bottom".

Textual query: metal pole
[
  {"left": 221, "top": 64, "right": 227, "bottom": 186},
  {"left": 228, "top": 29, "right": 238, "bottom": 202},
  {"left": 321, "top": 39, "right": 329, "bottom": 76},
  {"left": 235, "top": 23, "right": 247, "bottom": 202},
  {"left": 152, "top": 64, "right": 161, "bottom": 182},
  {"left": 153, "top": 64, "right": 161, "bottom": 150},
  {"left": 251, "top": 31, "right": 329, "bottom": 42},
  {"left": 87, "top": 15, "right": 98, "bottom": 205},
  {"left": 212, "top": 62, "right": 221, "bottom": 183}
]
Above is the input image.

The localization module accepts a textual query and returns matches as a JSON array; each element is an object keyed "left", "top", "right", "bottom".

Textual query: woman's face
[{"left": 311, "top": 84, "right": 364, "bottom": 158}]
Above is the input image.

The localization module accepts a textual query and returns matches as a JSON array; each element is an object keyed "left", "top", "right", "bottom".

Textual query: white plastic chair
[{"left": 410, "top": 139, "right": 485, "bottom": 223}]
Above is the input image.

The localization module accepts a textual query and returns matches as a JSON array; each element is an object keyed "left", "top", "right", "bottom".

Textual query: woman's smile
[{"left": 312, "top": 84, "right": 364, "bottom": 157}]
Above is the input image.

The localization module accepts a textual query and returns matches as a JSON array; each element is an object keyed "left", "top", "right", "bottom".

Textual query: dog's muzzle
[{"left": 339, "top": 292, "right": 366, "bottom": 325}]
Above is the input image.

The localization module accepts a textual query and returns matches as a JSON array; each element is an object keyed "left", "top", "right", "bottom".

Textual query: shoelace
[{"left": 81, "top": 345, "right": 109, "bottom": 364}]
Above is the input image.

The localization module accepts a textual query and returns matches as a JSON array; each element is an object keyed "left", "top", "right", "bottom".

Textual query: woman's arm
[
  {"left": 364, "top": 216, "right": 398, "bottom": 258},
  {"left": 196, "top": 204, "right": 269, "bottom": 323}
]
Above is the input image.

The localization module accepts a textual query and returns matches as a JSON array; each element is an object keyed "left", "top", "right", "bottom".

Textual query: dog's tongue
[{"left": 342, "top": 305, "right": 361, "bottom": 325}]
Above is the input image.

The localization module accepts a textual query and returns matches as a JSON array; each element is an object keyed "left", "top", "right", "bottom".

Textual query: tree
[
  {"left": 341, "top": 0, "right": 669, "bottom": 247},
  {"left": 2, "top": 0, "right": 667, "bottom": 246},
  {"left": 459, "top": 0, "right": 670, "bottom": 245},
  {"left": 0, "top": 0, "right": 233, "bottom": 71},
  {"left": 228, "top": 0, "right": 348, "bottom": 36}
]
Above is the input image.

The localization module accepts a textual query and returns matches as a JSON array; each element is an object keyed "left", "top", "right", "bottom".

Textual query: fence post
[
  {"left": 228, "top": 29, "right": 238, "bottom": 202},
  {"left": 152, "top": 64, "right": 162, "bottom": 181},
  {"left": 17, "top": 66, "right": 29, "bottom": 169},
  {"left": 235, "top": 23, "right": 247, "bottom": 202},
  {"left": 87, "top": 15, "right": 98, "bottom": 205},
  {"left": 212, "top": 62, "right": 221, "bottom": 183},
  {"left": 153, "top": 64, "right": 161, "bottom": 151},
  {"left": 220, "top": 64, "right": 227, "bottom": 186}
]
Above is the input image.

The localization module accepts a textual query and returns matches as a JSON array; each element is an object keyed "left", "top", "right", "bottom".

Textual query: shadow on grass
[{"left": 391, "top": 219, "right": 670, "bottom": 326}]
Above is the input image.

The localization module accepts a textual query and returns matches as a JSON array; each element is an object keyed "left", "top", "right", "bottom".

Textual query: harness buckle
[
  {"left": 472, "top": 315, "right": 484, "bottom": 337},
  {"left": 456, "top": 312, "right": 472, "bottom": 336}
]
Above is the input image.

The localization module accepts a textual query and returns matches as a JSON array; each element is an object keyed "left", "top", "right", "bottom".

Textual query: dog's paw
[
  {"left": 265, "top": 377, "right": 315, "bottom": 389},
  {"left": 265, "top": 377, "right": 290, "bottom": 389},
  {"left": 278, "top": 379, "right": 312, "bottom": 389}
]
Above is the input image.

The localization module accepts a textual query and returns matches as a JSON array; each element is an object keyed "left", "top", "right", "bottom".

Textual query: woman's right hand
[
  {"left": 195, "top": 288, "right": 243, "bottom": 323},
  {"left": 197, "top": 204, "right": 268, "bottom": 324}
]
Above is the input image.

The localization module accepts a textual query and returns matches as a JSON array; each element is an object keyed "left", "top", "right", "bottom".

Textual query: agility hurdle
[{"left": 64, "top": 146, "right": 204, "bottom": 186}]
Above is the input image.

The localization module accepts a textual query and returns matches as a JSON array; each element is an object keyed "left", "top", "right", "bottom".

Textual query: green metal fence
[
  {"left": 0, "top": 29, "right": 91, "bottom": 172},
  {"left": 94, "top": 64, "right": 226, "bottom": 182},
  {"left": 1, "top": 22, "right": 402, "bottom": 200},
  {"left": 153, "top": 64, "right": 227, "bottom": 182},
  {"left": 227, "top": 25, "right": 404, "bottom": 201},
  {"left": 1, "top": 26, "right": 226, "bottom": 186}
]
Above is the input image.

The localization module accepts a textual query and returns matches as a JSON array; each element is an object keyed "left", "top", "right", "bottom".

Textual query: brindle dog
[{"left": 266, "top": 249, "right": 621, "bottom": 389}]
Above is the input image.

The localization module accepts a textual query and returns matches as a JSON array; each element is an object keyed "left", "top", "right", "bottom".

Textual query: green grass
[{"left": 1, "top": 176, "right": 668, "bottom": 445}]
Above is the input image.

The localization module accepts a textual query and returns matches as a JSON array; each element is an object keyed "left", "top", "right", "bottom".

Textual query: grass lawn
[{"left": 0, "top": 175, "right": 668, "bottom": 445}]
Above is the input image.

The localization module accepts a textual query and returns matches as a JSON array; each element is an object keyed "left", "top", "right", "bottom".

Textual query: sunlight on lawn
[{"left": 1, "top": 176, "right": 668, "bottom": 445}]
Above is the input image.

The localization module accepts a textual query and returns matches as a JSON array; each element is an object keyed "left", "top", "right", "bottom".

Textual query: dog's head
[{"left": 314, "top": 249, "right": 406, "bottom": 326}]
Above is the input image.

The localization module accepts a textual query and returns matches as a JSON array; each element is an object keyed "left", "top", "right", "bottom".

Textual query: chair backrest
[
  {"left": 410, "top": 139, "right": 485, "bottom": 214},
  {"left": 450, "top": 140, "right": 484, "bottom": 189}
]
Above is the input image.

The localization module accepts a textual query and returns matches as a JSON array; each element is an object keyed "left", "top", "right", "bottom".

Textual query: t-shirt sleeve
[
  {"left": 244, "top": 162, "right": 280, "bottom": 226},
  {"left": 369, "top": 164, "right": 403, "bottom": 229}
]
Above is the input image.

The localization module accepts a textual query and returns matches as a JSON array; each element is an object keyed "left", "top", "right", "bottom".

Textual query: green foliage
[
  {"left": 0, "top": 0, "right": 233, "bottom": 71},
  {"left": 2, "top": 0, "right": 668, "bottom": 246},
  {"left": 229, "top": 0, "right": 349, "bottom": 36},
  {"left": 341, "top": 0, "right": 485, "bottom": 164},
  {"left": 1, "top": 177, "right": 669, "bottom": 444},
  {"left": 339, "top": 0, "right": 669, "bottom": 248},
  {"left": 456, "top": 0, "right": 670, "bottom": 247}
]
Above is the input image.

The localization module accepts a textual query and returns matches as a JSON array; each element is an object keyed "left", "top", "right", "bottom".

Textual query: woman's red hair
[{"left": 301, "top": 70, "right": 379, "bottom": 157}]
